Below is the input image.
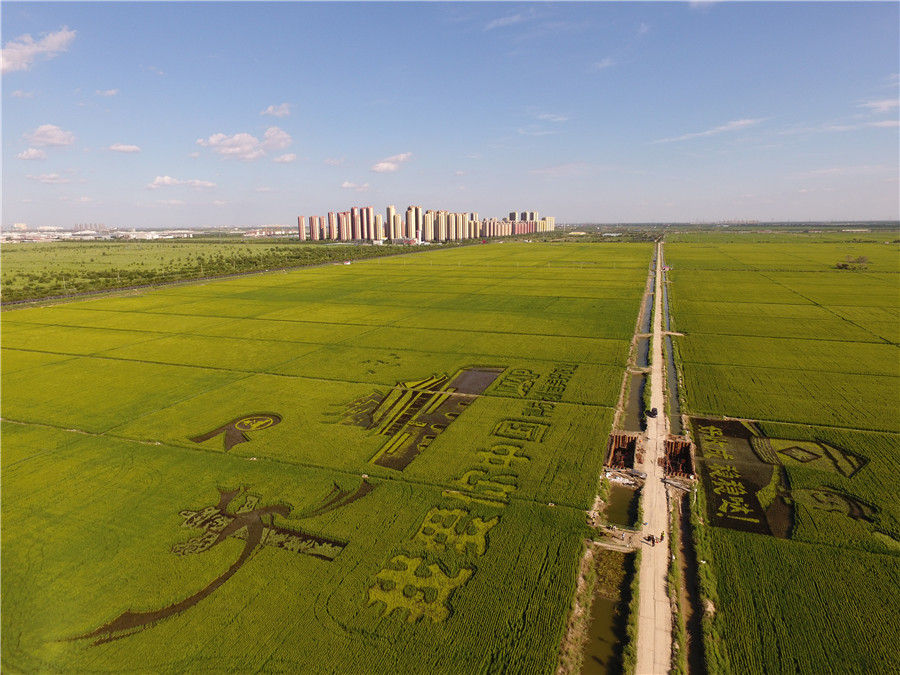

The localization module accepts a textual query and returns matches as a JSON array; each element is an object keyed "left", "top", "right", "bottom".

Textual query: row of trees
[{"left": 1, "top": 243, "right": 433, "bottom": 303}]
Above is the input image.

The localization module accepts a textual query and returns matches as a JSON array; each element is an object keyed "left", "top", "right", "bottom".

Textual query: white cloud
[
  {"left": 25, "top": 124, "right": 75, "bottom": 147},
  {"left": 273, "top": 153, "right": 296, "bottom": 163},
  {"left": 11, "top": 90, "right": 34, "bottom": 98},
  {"left": 196, "top": 126, "right": 292, "bottom": 160},
  {"left": 146, "top": 65, "right": 165, "bottom": 76},
  {"left": 157, "top": 199, "right": 185, "bottom": 206},
  {"left": 147, "top": 176, "right": 216, "bottom": 189},
  {"left": 652, "top": 118, "right": 765, "bottom": 143},
  {"left": 454, "top": 170, "right": 466, "bottom": 176},
  {"left": 27, "top": 173, "right": 70, "bottom": 184},
  {"left": 109, "top": 143, "right": 140, "bottom": 153},
  {"left": 638, "top": 22, "right": 650, "bottom": 36},
  {"left": 188, "top": 151, "right": 200, "bottom": 158},
  {"left": 324, "top": 157, "right": 345, "bottom": 166},
  {"left": 72, "top": 196, "right": 93, "bottom": 204},
  {"left": 263, "top": 127, "right": 291, "bottom": 149},
  {"left": 485, "top": 9, "right": 536, "bottom": 31},
  {"left": 261, "top": 103, "right": 291, "bottom": 118},
  {"left": 96, "top": 89, "right": 119, "bottom": 97},
  {"left": 858, "top": 98, "right": 898, "bottom": 114},
  {"left": 536, "top": 113, "right": 569, "bottom": 122},
  {"left": 371, "top": 152, "right": 412, "bottom": 173},
  {"left": 1, "top": 26, "right": 76, "bottom": 74},
  {"left": 868, "top": 119, "right": 899, "bottom": 128},
  {"left": 341, "top": 181, "right": 370, "bottom": 191},
  {"left": 213, "top": 200, "right": 227, "bottom": 206},
  {"left": 148, "top": 176, "right": 181, "bottom": 189},
  {"left": 254, "top": 187, "right": 275, "bottom": 193},
  {"left": 517, "top": 126, "right": 558, "bottom": 136},
  {"left": 17, "top": 148, "right": 46, "bottom": 160},
  {"left": 591, "top": 58, "right": 615, "bottom": 71}
]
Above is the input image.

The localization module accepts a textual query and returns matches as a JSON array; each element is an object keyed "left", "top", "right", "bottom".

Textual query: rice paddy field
[
  {"left": 665, "top": 235, "right": 900, "bottom": 673},
  {"left": 1, "top": 241, "right": 651, "bottom": 672}
]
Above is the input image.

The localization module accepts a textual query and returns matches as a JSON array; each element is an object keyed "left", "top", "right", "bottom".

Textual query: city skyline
[
  {"left": 300, "top": 204, "right": 554, "bottom": 242},
  {"left": 2, "top": 2, "right": 898, "bottom": 228}
]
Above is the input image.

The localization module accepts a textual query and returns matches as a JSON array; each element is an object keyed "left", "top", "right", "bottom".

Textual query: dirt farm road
[{"left": 634, "top": 242, "right": 672, "bottom": 674}]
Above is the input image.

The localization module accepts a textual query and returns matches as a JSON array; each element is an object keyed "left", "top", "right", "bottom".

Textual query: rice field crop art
[
  {"left": 688, "top": 416, "right": 891, "bottom": 542},
  {"left": 666, "top": 237, "right": 900, "bottom": 674},
  {"left": 1, "top": 241, "right": 652, "bottom": 671}
]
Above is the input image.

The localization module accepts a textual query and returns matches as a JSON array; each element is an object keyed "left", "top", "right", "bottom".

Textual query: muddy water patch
[
  {"left": 580, "top": 550, "right": 638, "bottom": 675},
  {"left": 605, "top": 484, "right": 639, "bottom": 529}
]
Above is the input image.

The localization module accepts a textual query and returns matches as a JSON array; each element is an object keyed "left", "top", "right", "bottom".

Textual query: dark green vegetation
[
  {"left": 666, "top": 238, "right": 900, "bottom": 673},
  {"left": 0, "top": 240, "right": 431, "bottom": 302},
  {"left": 1, "top": 242, "right": 650, "bottom": 672}
]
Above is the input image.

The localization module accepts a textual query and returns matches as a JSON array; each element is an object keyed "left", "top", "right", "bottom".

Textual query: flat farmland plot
[
  {"left": 667, "top": 239, "right": 900, "bottom": 673},
  {"left": 1, "top": 242, "right": 650, "bottom": 672}
]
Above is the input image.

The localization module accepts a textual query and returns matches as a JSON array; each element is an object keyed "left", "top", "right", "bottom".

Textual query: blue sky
[{"left": 3, "top": 1, "right": 898, "bottom": 227}]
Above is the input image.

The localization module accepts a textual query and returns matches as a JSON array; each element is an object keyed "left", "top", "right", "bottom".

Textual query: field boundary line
[
  {"left": 679, "top": 358, "right": 900, "bottom": 378},
  {"left": 2, "top": 313, "right": 634, "bottom": 343},
  {"left": 0, "top": 416, "right": 596, "bottom": 513},
  {"left": 1, "top": 346, "right": 620, "bottom": 411},
  {"left": 2, "top": 314, "right": 633, "bottom": 341},
  {"left": 709, "top": 246, "right": 896, "bottom": 347},
  {"left": 675, "top": 410, "right": 900, "bottom": 436},
  {"left": 671, "top": 328, "right": 894, "bottom": 345},
  {"left": 0, "top": 242, "right": 484, "bottom": 310}
]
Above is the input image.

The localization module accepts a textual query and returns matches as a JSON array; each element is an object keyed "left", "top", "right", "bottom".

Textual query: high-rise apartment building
[
  {"left": 297, "top": 216, "right": 307, "bottom": 241},
  {"left": 352, "top": 207, "right": 362, "bottom": 240},
  {"left": 413, "top": 206, "right": 423, "bottom": 241},
  {"left": 405, "top": 207, "right": 414, "bottom": 240},
  {"left": 386, "top": 205, "right": 396, "bottom": 233},
  {"left": 327, "top": 212, "right": 337, "bottom": 240},
  {"left": 374, "top": 213, "right": 384, "bottom": 240},
  {"left": 422, "top": 212, "right": 433, "bottom": 242}
]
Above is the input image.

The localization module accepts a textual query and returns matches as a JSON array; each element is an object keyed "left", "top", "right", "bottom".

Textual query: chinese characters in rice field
[{"left": 368, "top": 364, "right": 579, "bottom": 623}]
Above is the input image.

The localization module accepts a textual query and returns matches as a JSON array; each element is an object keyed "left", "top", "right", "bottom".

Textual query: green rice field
[
  {"left": 666, "top": 237, "right": 900, "bottom": 673},
  {"left": 1, "top": 242, "right": 651, "bottom": 672}
]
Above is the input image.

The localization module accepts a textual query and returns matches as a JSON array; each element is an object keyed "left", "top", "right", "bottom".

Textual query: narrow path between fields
[{"left": 634, "top": 241, "right": 672, "bottom": 674}]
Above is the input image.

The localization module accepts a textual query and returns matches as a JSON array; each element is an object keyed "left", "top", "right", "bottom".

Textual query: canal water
[
  {"left": 636, "top": 337, "right": 649, "bottom": 368},
  {"left": 579, "top": 551, "right": 639, "bottom": 675},
  {"left": 623, "top": 373, "right": 646, "bottom": 432},
  {"left": 660, "top": 263, "right": 682, "bottom": 435},
  {"left": 639, "top": 293, "right": 653, "bottom": 334},
  {"left": 665, "top": 335, "right": 682, "bottom": 435}
]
